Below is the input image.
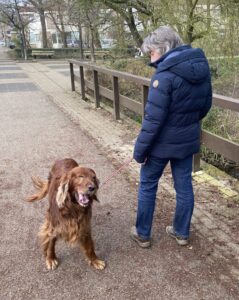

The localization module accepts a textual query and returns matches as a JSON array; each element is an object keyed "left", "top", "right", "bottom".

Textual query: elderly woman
[{"left": 131, "top": 26, "right": 212, "bottom": 248}]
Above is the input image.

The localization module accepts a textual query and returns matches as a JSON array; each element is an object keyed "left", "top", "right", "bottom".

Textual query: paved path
[
  {"left": 0, "top": 46, "right": 12, "bottom": 61},
  {"left": 0, "top": 48, "right": 239, "bottom": 299}
]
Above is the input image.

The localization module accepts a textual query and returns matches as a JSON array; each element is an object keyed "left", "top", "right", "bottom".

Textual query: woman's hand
[{"left": 141, "top": 158, "right": 147, "bottom": 165}]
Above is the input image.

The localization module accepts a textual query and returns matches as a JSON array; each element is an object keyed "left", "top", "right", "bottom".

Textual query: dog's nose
[{"left": 88, "top": 186, "right": 95, "bottom": 192}]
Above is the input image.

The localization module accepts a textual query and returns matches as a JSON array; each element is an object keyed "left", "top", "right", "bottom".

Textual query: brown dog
[{"left": 26, "top": 158, "right": 105, "bottom": 271}]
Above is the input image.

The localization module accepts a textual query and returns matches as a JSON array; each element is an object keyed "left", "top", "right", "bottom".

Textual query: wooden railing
[{"left": 69, "top": 60, "right": 239, "bottom": 171}]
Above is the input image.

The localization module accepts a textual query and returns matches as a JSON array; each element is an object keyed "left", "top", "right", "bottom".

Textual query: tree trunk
[
  {"left": 116, "top": 13, "right": 126, "bottom": 48},
  {"left": 125, "top": 8, "right": 143, "bottom": 48},
  {"left": 93, "top": 28, "right": 101, "bottom": 49},
  {"left": 39, "top": 8, "right": 48, "bottom": 48},
  {"left": 60, "top": 31, "right": 67, "bottom": 48},
  {"left": 14, "top": 0, "right": 27, "bottom": 60},
  {"left": 21, "top": 29, "right": 28, "bottom": 60},
  {"left": 78, "top": 23, "right": 84, "bottom": 59},
  {"left": 89, "top": 26, "right": 96, "bottom": 62},
  {"left": 59, "top": 14, "right": 67, "bottom": 48},
  {"left": 185, "top": 0, "right": 195, "bottom": 44},
  {"left": 85, "top": 27, "right": 90, "bottom": 48},
  {"left": 185, "top": 24, "right": 194, "bottom": 44},
  {"left": 206, "top": 0, "right": 211, "bottom": 30}
]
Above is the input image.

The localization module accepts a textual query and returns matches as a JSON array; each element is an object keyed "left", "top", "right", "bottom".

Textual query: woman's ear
[{"left": 56, "top": 175, "right": 69, "bottom": 208}]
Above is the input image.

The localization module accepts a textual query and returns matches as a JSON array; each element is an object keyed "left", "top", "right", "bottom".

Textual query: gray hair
[{"left": 141, "top": 26, "right": 183, "bottom": 55}]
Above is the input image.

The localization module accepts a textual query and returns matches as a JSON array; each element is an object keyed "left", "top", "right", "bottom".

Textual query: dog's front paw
[
  {"left": 46, "top": 258, "right": 59, "bottom": 270},
  {"left": 91, "top": 259, "right": 106, "bottom": 270}
]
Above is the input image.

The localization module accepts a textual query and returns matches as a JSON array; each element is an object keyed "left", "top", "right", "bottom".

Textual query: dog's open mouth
[{"left": 76, "top": 192, "right": 90, "bottom": 207}]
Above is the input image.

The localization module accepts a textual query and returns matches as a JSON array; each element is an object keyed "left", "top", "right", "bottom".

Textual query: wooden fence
[{"left": 69, "top": 59, "right": 239, "bottom": 171}]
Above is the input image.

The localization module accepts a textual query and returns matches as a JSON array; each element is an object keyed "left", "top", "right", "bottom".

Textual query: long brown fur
[{"left": 26, "top": 158, "right": 105, "bottom": 271}]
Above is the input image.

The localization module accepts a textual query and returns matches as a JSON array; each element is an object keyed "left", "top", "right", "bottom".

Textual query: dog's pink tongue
[{"left": 78, "top": 193, "right": 89, "bottom": 204}]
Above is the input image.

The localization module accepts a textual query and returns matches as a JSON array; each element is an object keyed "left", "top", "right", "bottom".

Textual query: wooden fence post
[
  {"left": 93, "top": 70, "right": 100, "bottom": 108},
  {"left": 113, "top": 76, "right": 120, "bottom": 120},
  {"left": 193, "top": 121, "right": 202, "bottom": 172},
  {"left": 141, "top": 85, "right": 148, "bottom": 122},
  {"left": 193, "top": 152, "right": 201, "bottom": 172},
  {"left": 70, "top": 63, "right": 75, "bottom": 92},
  {"left": 79, "top": 66, "right": 85, "bottom": 100}
]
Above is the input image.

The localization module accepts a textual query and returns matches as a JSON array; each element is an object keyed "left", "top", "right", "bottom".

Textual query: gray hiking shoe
[
  {"left": 130, "top": 226, "right": 151, "bottom": 248},
  {"left": 166, "top": 226, "right": 189, "bottom": 246}
]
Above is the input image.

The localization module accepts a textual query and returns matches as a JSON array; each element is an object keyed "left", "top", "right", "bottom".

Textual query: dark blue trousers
[{"left": 136, "top": 155, "right": 194, "bottom": 239}]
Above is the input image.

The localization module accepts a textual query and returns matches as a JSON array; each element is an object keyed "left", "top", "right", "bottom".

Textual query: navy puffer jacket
[{"left": 133, "top": 45, "right": 212, "bottom": 163}]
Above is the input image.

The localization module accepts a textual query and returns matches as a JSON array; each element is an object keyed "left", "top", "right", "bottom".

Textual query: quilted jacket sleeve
[
  {"left": 133, "top": 75, "right": 172, "bottom": 163},
  {"left": 199, "top": 76, "right": 212, "bottom": 120}
]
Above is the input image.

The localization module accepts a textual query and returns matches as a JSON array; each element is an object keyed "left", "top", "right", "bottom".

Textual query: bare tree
[
  {"left": 27, "top": 0, "right": 50, "bottom": 48},
  {"left": 69, "top": 0, "right": 105, "bottom": 61},
  {"left": 100, "top": 0, "right": 146, "bottom": 47},
  {"left": 0, "top": 0, "right": 34, "bottom": 59},
  {"left": 47, "top": 0, "right": 68, "bottom": 48},
  {"left": 66, "top": 0, "right": 86, "bottom": 58}
]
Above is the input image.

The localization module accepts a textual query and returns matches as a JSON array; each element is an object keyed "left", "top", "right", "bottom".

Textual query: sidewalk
[
  {"left": 0, "top": 55, "right": 239, "bottom": 299},
  {"left": 0, "top": 46, "right": 14, "bottom": 61}
]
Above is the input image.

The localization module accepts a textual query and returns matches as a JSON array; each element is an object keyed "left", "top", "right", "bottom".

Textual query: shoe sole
[
  {"left": 166, "top": 227, "right": 188, "bottom": 246},
  {"left": 130, "top": 233, "right": 151, "bottom": 248}
]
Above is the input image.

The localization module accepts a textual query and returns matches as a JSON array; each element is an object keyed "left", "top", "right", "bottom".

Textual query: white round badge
[{"left": 153, "top": 80, "right": 159, "bottom": 88}]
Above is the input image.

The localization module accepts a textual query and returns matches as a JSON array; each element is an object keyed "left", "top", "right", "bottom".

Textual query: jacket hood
[{"left": 150, "top": 45, "right": 210, "bottom": 83}]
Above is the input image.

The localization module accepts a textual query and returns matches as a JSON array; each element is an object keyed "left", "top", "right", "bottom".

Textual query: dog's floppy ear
[
  {"left": 95, "top": 177, "right": 100, "bottom": 189},
  {"left": 56, "top": 175, "right": 69, "bottom": 208},
  {"left": 92, "top": 194, "right": 100, "bottom": 202},
  {"left": 93, "top": 176, "right": 100, "bottom": 202}
]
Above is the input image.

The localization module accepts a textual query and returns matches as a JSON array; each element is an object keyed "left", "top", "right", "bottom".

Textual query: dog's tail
[{"left": 26, "top": 176, "right": 49, "bottom": 202}]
